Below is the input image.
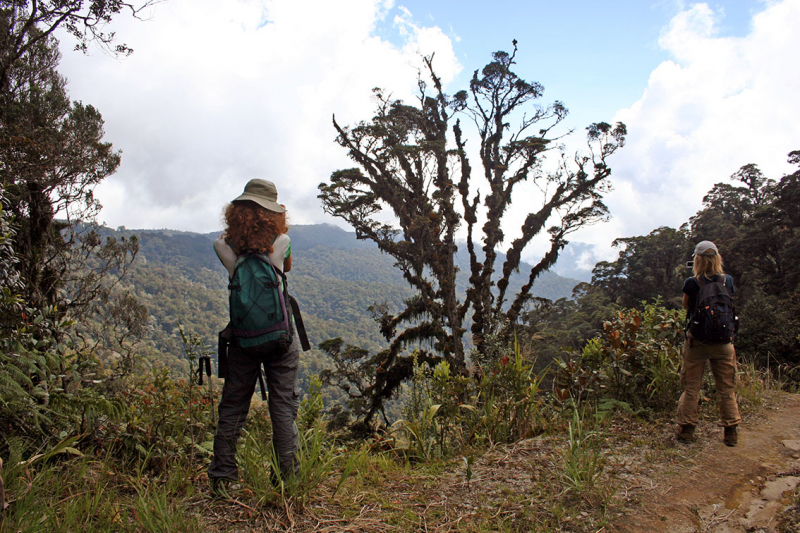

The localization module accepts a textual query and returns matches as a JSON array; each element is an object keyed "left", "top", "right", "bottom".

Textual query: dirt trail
[{"left": 613, "top": 393, "right": 800, "bottom": 532}]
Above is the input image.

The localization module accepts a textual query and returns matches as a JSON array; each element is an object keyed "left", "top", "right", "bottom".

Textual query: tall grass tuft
[
  {"left": 238, "top": 373, "right": 356, "bottom": 508},
  {"left": 558, "top": 406, "right": 617, "bottom": 511},
  {"left": 560, "top": 407, "right": 604, "bottom": 495},
  {"left": 478, "top": 335, "right": 546, "bottom": 444}
]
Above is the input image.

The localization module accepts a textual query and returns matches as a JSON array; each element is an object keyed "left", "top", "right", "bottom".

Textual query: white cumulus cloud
[
  {"left": 57, "top": 0, "right": 460, "bottom": 232},
  {"left": 569, "top": 0, "right": 800, "bottom": 271}
]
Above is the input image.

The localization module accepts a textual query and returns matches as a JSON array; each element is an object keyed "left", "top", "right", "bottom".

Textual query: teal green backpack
[{"left": 228, "top": 252, "right": 292, "bottom": 352}]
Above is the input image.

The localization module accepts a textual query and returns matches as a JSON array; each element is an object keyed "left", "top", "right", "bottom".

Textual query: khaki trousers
[{"left": 676, "top": 339, "right": 741, "bottom": 427}]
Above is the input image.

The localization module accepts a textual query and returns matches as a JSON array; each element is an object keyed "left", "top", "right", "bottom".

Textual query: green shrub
[
  {"left": 392, "top": 339, "right": 548, "bottom": 459},
  {"left": 555, "top": 300, "right": 684, "bottom": 411},
  {"left": 737, "top": 290, "right": 800, "bottom": 389},
  {"left": 0, "top": 304, "right": 77, "bottom": 452},
  {"left": 96, "top": 367, "right": 215, "bottom": 471},
  {"left": 477, "top": 337, "right": 547, "bottom": 444}
]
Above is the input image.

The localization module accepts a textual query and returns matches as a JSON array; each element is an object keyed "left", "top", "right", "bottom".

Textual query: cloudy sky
[{"left": 56, "top": 0, "right": 800, "bottom": 278}]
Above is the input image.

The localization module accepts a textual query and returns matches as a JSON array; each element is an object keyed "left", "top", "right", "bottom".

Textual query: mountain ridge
[{"left": 126, "top": 223, "right": 581, "bottom": 302}]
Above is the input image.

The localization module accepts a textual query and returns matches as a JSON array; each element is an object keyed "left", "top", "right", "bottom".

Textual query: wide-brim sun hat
[
  {"left": 231, "top": 179, "right": 286, "bottom": 213},
  {"left": 694, "top": 240, "right": 719, "bottom": 257}
]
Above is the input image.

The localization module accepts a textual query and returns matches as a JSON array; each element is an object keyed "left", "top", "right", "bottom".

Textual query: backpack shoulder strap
[
  {"left": 229, "top": 252, "right": 255, "bottom": 283},
  {"left": 289, "top": 295, "right": 310, "bottom": 351},
  {"left": 252, "top": 253, "right": 287, "bottom": 283}
]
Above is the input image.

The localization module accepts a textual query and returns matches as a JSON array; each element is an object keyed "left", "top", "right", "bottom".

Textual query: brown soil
[{"left": 612, "top": 392, "right": 800, "bottom": 533}]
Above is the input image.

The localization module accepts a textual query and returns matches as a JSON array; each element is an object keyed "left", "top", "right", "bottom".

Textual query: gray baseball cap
[
  {"left": 693, "top": 240, "right": 719, "bottom": 257},
  {"left": 231, "top": 179, "right": 286, "bottom": 213}
]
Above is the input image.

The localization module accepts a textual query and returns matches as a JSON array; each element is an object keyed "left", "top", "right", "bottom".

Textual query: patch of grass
[
  {"left": 131, "top": 473, "right": 201, "bottom": 533},
  {"left": 560, "top": 408, "right": 605, "bottom": 496},
  {"left": 0, "top": 444, "right": 201, "bottom": 533},
  {"left": 737, "top": 358, "right": 768, "bottom": 411}
]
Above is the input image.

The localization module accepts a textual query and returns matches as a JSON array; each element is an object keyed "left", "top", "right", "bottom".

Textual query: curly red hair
[{"left": 223, "top": 201, "right": 288, "bottom": 254}]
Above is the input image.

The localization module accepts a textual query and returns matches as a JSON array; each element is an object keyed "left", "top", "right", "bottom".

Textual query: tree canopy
[
  {"left": 0, "top": 0, "right": 158, "bottom": 93},
  {"left": 0, "top": 14, "right": 137, "bottom": 316},
  {"left": 591, "top": 226, "right": 692, "bottom": 310}
]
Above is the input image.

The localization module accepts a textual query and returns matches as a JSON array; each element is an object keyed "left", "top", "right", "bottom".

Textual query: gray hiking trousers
[{"left": 208, "top": 334, "right": 300, "bottom": 481}]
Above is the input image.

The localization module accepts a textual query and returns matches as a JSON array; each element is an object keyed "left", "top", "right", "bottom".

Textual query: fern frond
[{"left": 0, "top": 364, "right": 34, "bottom": 392}]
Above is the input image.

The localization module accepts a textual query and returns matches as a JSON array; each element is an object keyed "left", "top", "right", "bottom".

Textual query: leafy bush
[
  {"left": 0, "top": 304, "right": 76, "bottom": 450},
  {"left": 392, "top": 340, "right": 548, "bottom": 459},
  {"left": 555, "top": 301, "right": 684, "bottom": 411},
  {"left": 94, "top": 368, "right": 215, "bottom": 470},
  {"left": 476, "top": 339, "right": 547, "bottom": 444}
]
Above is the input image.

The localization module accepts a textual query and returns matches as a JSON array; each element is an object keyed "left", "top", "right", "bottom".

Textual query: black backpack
[{"left": 688, "top": 275, "right": 737, "bottom": 344}]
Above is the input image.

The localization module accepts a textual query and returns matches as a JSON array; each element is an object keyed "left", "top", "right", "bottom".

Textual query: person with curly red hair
[{"left": 208, "top": 179, "right": 298, "bottom": 496}]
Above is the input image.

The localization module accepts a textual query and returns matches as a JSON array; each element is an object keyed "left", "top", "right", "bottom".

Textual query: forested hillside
[{"left": 109, "top": 223, "right": 580, "bottom": 383}]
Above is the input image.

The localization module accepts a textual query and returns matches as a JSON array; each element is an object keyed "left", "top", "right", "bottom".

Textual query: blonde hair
[{"left": 693, "top": 253, "right": 724, "bottom": 278}]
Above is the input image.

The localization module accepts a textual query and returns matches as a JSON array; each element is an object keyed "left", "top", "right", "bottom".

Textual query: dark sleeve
[
  {"left": 683, "top": 277, "right": 699, "bottom": 319},
  {"left": 682, "top": 277, "right": 698, "bottom": 296},
  {"left": 725, "top": 275, "right": 735, "bottom": 295}
]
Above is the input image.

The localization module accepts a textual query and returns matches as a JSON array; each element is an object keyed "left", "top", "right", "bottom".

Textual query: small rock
[
  {"left": 782, "top": 440, "right": 800, "bottom": 452},
  {"left": 761, "top": 477, "right": 800, "bottom": 501}
]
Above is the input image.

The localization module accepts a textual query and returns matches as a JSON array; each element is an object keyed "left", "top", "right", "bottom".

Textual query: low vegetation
[{"left": 0, "top": 299, "right": 789, "bottom": 532}]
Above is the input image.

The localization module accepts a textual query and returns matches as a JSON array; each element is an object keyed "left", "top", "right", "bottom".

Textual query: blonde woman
[{"left": 676, "top": 241, "right": 741, "bottom": 446}]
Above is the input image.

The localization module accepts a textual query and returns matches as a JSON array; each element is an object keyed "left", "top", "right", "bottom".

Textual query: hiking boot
[
  {"left": 210, "top": 477, "right": 241, "bottom": 499},
  {"left": 724, "top": 426, "right": 738, "bottom": 447},
  {"left": 676, "top": 424, "right": 695, "bottom": 444}
]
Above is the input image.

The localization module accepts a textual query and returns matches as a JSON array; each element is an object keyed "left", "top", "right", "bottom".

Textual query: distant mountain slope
[
  {"left": 274, "top": 224, "right": 579, "bottom": 301},
  {"left": 111, "top": 224, "right": 579, "bottom": 375}
]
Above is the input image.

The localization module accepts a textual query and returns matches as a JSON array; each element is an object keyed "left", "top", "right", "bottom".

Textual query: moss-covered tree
[
  {"left": 319, "top": 43, "right": 626, "bottom": 424},
  {"left": 0, "top": 0, "right": 157, "bottom": 94}
]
